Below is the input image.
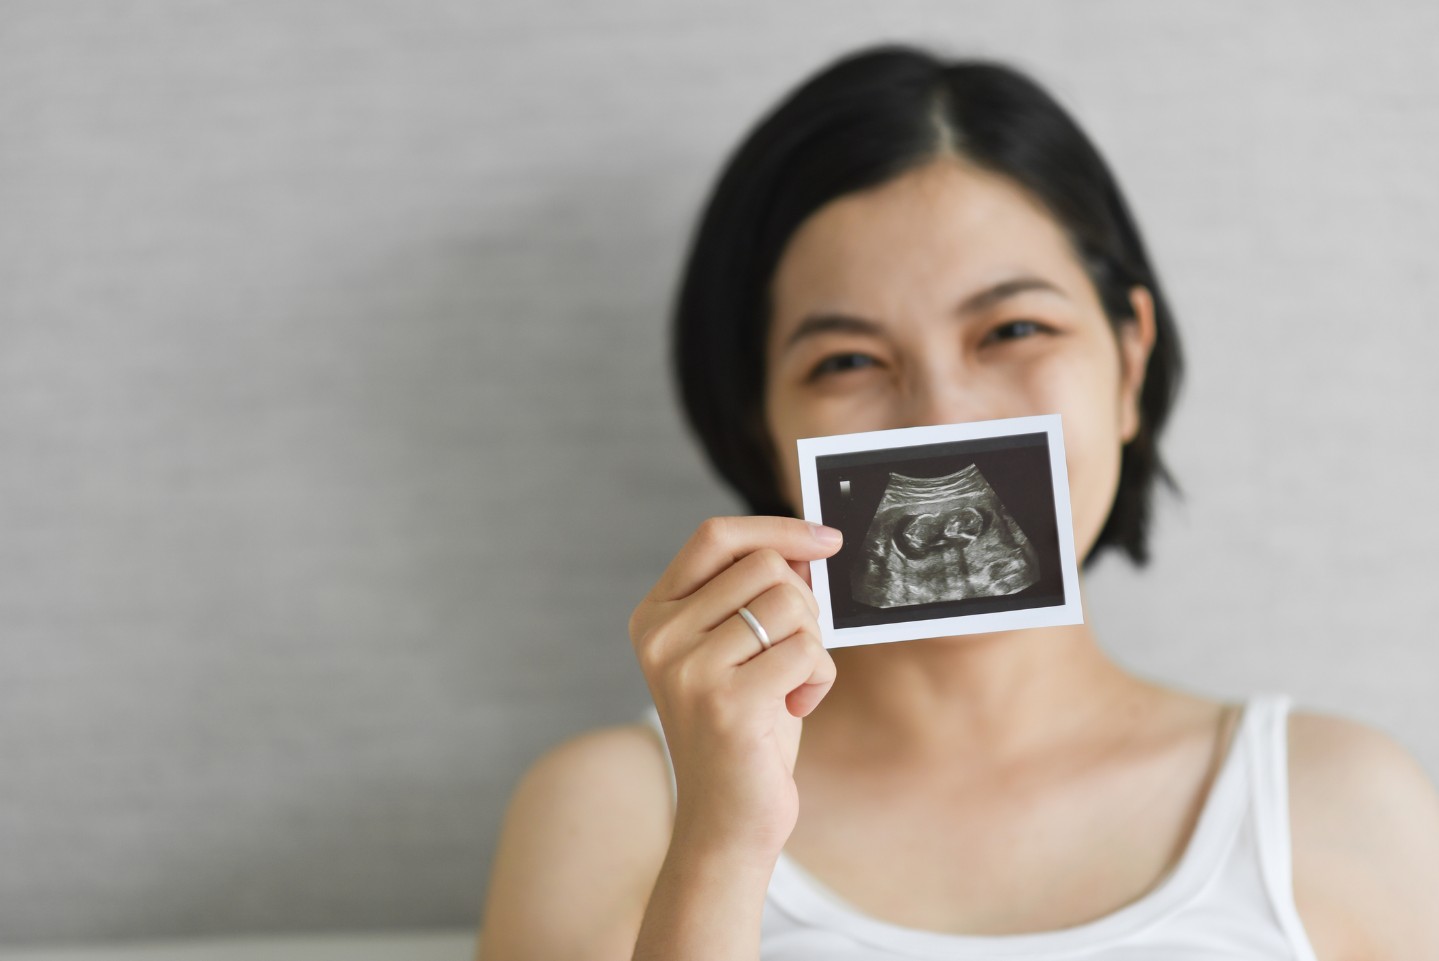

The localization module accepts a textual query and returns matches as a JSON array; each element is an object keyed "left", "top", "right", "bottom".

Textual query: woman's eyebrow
[
  {"left": 781, "top": 276, "right": 1066, "bottom": 354},
  {"left": 957, "top": 275, "right": 1068, "bottom": 316},
  {"left": 781, "top": 313, "right": 884, "bottom": 352}
]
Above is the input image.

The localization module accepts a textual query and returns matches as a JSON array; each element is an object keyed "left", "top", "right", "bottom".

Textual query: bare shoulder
[
  {"left": 1288, "top": 708, "right": 1439, "bottom": 960},
  {"left": 477, "top": 723, "right": 674, "bottom": 961},
  {"left": 511, "top": 722, "right": 674, "bottom": 820},
  {"left": 1288, "top": 708, "right": 1439, "bottom": 829}
]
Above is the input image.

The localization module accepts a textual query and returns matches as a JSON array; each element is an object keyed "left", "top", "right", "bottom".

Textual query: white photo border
[{"left": 797, "top": 414, "right": 1084, "bottom": 649}]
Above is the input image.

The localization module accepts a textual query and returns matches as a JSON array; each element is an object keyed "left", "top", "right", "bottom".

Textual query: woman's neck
[{"left": 812, "top": 619, "right": 1151, "bottom": 764}]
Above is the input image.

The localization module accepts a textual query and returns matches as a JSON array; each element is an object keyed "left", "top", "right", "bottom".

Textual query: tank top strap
[
  {"left": 640, "top": 704, "right": 678, "bottom": 805},
  {"left": 1243, "top": 691, "right": 1321, "bottom": 961}
]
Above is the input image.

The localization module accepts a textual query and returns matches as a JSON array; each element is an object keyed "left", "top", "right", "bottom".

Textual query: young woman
[{"left": 478, "top": 46, "right": 1439, "bottom": 961}]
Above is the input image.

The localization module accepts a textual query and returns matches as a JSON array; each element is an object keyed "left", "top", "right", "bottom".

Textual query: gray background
[{"left": 2, "top": 0, "right": 1436, "bottom": 947}]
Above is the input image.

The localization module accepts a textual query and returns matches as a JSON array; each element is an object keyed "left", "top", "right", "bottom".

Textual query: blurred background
[{"left": 2, "top": 0, "right": 1436, "bottom": 950}]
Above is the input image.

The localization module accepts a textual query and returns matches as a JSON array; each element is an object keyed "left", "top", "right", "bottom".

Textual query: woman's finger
[
  {"left": 682, "top": 548, "right": 819, "bottom": 634},
  {"left": 736, "top": 625, "right": 836, "bottom": 716},
  {"left": 789, "top": 558, "right": 814, "bottom": 587},
  {"left": 649, "top": 516, "right": 842, "bottom": 603},
  {"left": 690, "top": 580, "right": 819, "bottom": 670},
  {"left": 630, "top": 553, "right": 814, "bottom": 671}
]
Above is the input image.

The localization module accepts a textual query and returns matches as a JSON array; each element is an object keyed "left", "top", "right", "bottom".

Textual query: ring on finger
[{"left": 736, "top": 605, "right": 772, "bottom": 653}]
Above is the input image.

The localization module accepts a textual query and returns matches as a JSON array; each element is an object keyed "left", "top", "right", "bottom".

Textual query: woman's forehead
[{"left": 769, "top": 159, "right": 1085, "bottom": 323}]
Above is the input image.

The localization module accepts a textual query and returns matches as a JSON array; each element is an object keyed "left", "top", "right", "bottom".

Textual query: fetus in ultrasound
[{"left": 850, "top": 465, "right": 1039, "bottom": 609}]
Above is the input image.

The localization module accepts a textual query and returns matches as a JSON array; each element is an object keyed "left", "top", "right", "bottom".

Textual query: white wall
[{"left": 2, "top": 0, "right": 1435, "bottom": 945}]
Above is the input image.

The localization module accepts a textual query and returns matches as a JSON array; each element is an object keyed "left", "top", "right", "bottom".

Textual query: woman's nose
[{"left": 901, "top": 370, "right": 999, "bottom": 428}]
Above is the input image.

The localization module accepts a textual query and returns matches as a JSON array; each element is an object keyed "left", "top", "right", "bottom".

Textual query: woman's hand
[
  {"left": 483, "top": 516, "right": 844, "bottom": 961},
  {"left": 629, "top": 515, "right": 844, "bottom": 862}
]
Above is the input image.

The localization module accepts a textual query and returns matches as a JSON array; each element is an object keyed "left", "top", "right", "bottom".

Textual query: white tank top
[{"left": 641, "top": 692, "right": 1319, "bottom": 960}]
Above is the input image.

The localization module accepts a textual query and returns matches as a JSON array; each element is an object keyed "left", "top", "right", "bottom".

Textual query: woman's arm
[
  {"left": 1289, "top": 711, "right": 1439, "bottom": 961},
  {"left": 631, "top": 830, "right": 779, "bottom": 961},
  {"left": 625, "top": 517, "right": 841, "bottom": 958},
  {"left": 475, "top": 722, "right": 784, "bottom": 961},
  {"left": 479, "top": 516, "right": 842, "bottom": 961},
  {"left": 476, "top": 725, "right": 673, "bottom": 961}
]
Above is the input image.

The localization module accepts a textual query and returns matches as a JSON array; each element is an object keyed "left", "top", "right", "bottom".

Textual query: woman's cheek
[
  {"left": 1033, "top": 349, "right": 1126, "bottom": 557},
  {"left": 771, "top": 394, "right": 875, "bottom": 513},
  {"left": 766, "top": 398, "right": 806, "bottom": 513},
  {"left": 1064, "top": 416, "right": 1125, "bottom": 561}
]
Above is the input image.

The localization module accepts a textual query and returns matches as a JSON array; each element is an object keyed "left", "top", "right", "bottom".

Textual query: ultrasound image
[{"left": 850, "top": 464, "right": 1039, "bottom": 609}]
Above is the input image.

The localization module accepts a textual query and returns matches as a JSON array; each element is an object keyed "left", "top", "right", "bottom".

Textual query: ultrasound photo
[
  {"left": 851, "top": 465, "right": 1040, "bottom": 609},
  {"left": 797, "top": 415, "right": 1084, "bottom": 648}
]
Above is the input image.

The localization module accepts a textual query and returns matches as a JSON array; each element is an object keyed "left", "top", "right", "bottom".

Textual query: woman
[{"left": 478, "top": 46, "right": 1439, "bottom": 960}]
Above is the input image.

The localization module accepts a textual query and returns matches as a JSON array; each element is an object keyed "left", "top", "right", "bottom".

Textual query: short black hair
[{"left": 671, "top": 45, "right": 1182, "bottom": 566}]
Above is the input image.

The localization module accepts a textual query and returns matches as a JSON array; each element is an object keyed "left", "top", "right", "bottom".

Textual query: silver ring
[{"left": 736, "top": 606, "right": 772, "bottom": 652}]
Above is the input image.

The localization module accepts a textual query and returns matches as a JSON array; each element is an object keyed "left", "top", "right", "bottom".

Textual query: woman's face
[{"left": 763, "top": 158, "right": 1156, "bottom": 563}]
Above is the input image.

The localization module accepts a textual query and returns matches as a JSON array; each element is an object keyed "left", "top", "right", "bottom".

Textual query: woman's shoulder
[
  {"left": 517, "top": 720, "right": 671, "bottom": 803},
  {"left": 1286, "top": 705, "right": 1439, "bottom": 959},
  {"left": 499, "top": 721, "right": 674, "bottom": 862},
  {"left": 1287, "top": 704, "right": 1427, "bottom": 773},
  {"left": 1287, "top": 704, "right": 1439, "bottom": 828},
  {"left": 478, "top": 722, "right": 672, "bottom": 959}
]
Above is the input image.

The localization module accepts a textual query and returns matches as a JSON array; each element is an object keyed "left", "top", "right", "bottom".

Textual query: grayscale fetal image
[
  {"left": 850, "top": 464, "right": 1039, "bottom": 609},
  {"left": 815, "top": 430, "right": 1065, "bottom": 630}
]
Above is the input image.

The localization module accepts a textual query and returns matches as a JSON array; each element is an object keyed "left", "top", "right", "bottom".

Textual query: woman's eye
[
  {"left": 810, "top": 353, "right": 879, "bottom": 379},
  {"left": 984, "top": 320, "right": 1049, "bottom": 343}
]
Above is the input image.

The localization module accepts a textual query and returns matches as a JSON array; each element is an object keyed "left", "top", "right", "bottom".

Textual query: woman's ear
[{"left": 1118, "top": 286, "right": 1158, "bottom": 444}]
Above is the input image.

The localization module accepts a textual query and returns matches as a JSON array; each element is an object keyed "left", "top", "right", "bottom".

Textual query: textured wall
[{"left": 2, "top": 0, "right": 1436, "bottom": 946}]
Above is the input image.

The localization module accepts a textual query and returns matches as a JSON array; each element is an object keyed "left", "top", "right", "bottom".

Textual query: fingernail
[{"left": 809, "top": 523, "right": 843, "bottom": 547}]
